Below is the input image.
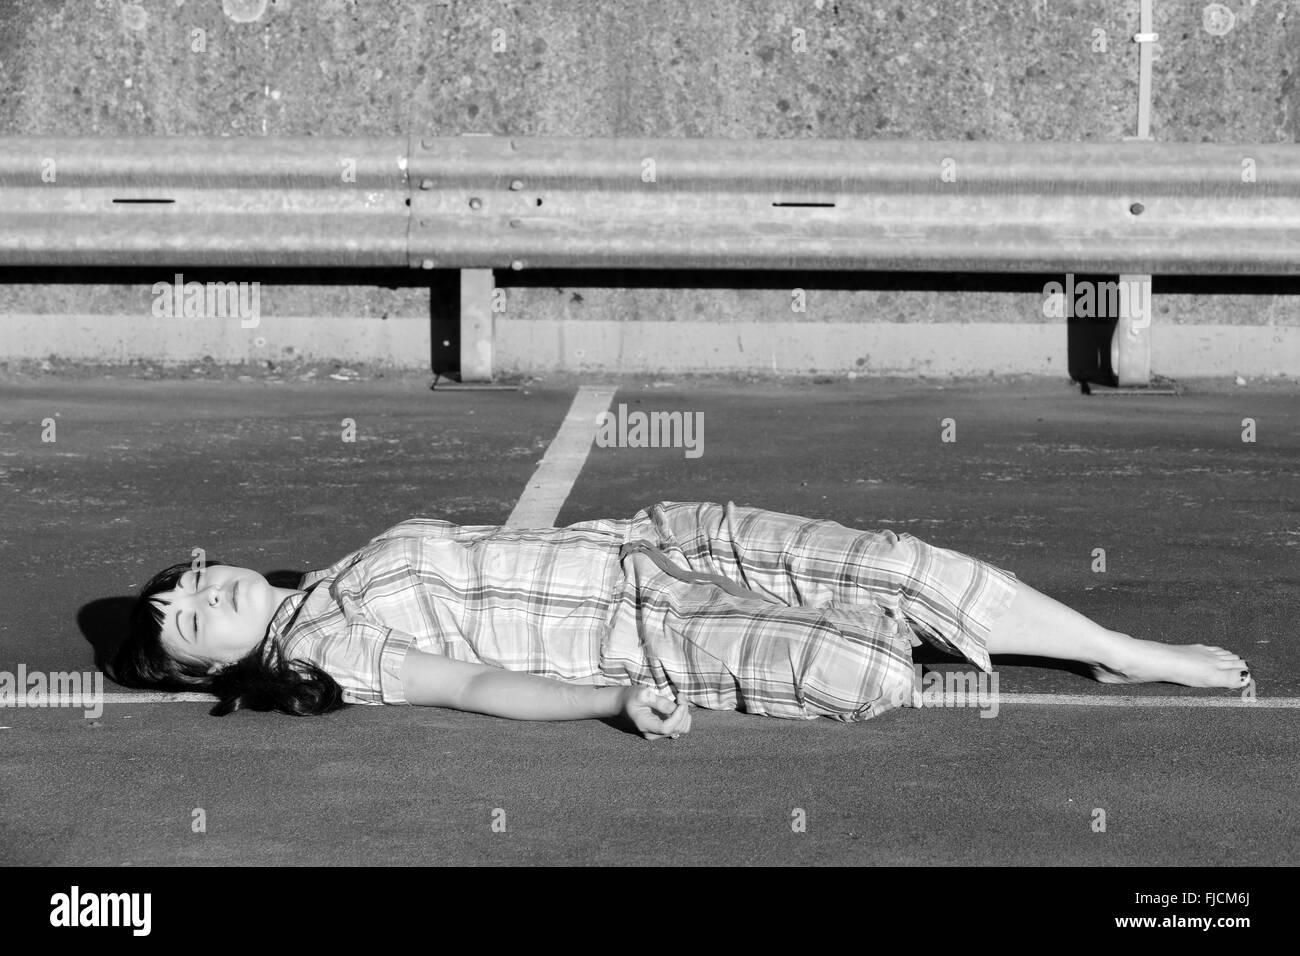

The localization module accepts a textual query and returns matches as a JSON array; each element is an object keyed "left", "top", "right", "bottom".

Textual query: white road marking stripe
[
  {"left": 2, "top": 692, "right": 211, "bottom": 704},
  {"left": 992, "top": 693, "right": 1300, "bottom": 708},
  {"left": 506, "top": 386, "right": 616, "bottom": 529},
  {"left": 2, "top": 693, "right": 1297, "bottom": 707}
]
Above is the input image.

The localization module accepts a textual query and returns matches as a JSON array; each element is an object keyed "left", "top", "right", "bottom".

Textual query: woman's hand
[{"left": 619, "top": 686, "right": 692, "bottom": 740}]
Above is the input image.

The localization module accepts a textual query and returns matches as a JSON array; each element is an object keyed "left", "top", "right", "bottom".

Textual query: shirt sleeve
[
  {"left": 303, "top": 619, "right": 420, "bottom": 706},
  {"left": 367, "top": 517, "right": 502, "bottom": 545}
]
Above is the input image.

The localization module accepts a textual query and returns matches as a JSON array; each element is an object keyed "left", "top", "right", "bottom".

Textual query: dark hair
[{"left": 111, "top": 561, "right": 347, "bottom": 717}]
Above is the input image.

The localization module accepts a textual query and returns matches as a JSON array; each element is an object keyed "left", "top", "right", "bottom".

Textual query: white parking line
[
  {"left": 506, "top": 386, "right": 616, "bottom": 529},
  {"left": 4, "top": 692, "right": 1298, "bottom": 708},
  {"left": 2, "top": 692, "right": 212, "bottom": 705},
  {"left": 995, "top": 693, "right": 1300, "bottom": 708}
]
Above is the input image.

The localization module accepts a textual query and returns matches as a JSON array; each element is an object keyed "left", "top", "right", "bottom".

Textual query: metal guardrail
[
  {"left": 0, "top": 136, "right": 408, "bottom": 267},
  {"left": 1, "top": 135, "right": 1298, "bottom": 274}
]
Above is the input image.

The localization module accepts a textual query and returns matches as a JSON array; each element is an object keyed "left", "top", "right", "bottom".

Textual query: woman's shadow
[
  {"left": 78, "top": 596, "right": 136, "bottom": 681},
  {"left": 913, "top": 643, "right": 1094, "bottom": 680}
]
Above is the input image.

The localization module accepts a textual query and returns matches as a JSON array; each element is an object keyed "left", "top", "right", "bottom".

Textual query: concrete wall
[{"left": 1, "top": 0, "right": 1298, "bottom": 377}]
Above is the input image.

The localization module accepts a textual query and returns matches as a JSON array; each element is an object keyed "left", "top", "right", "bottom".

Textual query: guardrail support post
[
  {"left": 1113, "top": 273, "right": 1153, "bottom": 386},
  {"left": 459, "top": 267, "right": 495, "bottom": 381}
]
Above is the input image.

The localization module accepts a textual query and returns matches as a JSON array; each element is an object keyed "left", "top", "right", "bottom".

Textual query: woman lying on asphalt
[{"left": 114, "top": 501, "right": 1252, "bottom": 738}]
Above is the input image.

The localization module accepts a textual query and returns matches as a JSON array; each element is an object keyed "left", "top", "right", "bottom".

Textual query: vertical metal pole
[
  {"left": 459, "top": 268, "right": 495, "bottom": 381},
  {"left": 1133, "top": 0, "right": 1157, "bottom": 141},
  {"left": 1113, "top": 0, "right": 1159, "bottom": 386}
]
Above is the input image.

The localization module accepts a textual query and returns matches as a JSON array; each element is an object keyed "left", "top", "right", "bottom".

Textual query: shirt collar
[{"left": 267, "top": 590, "right": 310, "bottom": 642}]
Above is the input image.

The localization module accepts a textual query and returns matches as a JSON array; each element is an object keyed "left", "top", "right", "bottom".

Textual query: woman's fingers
[
  {"left": 664, "top": 700, "right": 691, "bottom": 738},
  {"left": 639, "top": 697, "right": 691, "bottom": 743},
  {"left": 633, "top": 689, "right": 672, "bottom": 737},
  {"left": 632, "top": 687, "right": 691, "bottom": 740},
  {"left": 670, "top": 702, "right": 689, "bottom": 729}
]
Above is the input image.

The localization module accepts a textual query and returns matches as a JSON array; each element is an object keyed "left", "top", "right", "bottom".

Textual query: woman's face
[{"left": 152, "top": 565, "right": 285, "bottom": 669}]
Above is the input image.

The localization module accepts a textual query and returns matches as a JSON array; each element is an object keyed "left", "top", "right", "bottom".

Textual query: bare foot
[{"left": 1090, "top": 635, "right": 1251, "bottom": 689}]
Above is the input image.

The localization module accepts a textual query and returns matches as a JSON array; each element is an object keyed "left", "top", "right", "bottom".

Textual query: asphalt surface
[{"left": 1, "top": 369, "right": 1297, "bottom": 865}]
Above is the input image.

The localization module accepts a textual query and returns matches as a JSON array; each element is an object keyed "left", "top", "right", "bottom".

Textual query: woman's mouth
[{"left": 231, "top": 580, "right": 239, "bottom": 611}]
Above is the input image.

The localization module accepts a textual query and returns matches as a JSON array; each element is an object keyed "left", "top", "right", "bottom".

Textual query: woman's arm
[{"left": 399, "top": 649, "right": 692, "bottom": 737}]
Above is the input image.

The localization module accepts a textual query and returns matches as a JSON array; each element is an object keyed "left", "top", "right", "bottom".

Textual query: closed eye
[{"left": 191, "top": 569, "right": 203, "bottom": 641}]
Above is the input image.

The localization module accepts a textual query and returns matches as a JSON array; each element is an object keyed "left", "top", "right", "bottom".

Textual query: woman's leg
[
  {"left": 986, "top": 580, "right": 1252, "bottom": 689},
  {"left": 633, "top": 501, "right": 1017, "bottom": 673},
  {"left": 617, "top": 548, "right": 920, "bottom": 721},
  {"left": 637, "top": 502, "right": 1252, "bottom": 690}
]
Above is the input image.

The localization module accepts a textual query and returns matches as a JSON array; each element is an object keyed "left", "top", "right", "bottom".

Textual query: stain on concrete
[
  {"left": 222, "top": 0, "right": 269, "bottom": 24},
  {"left": 1203, "top": 3, "right": 1236, "bottom": 36},
  {"left": 119, "top": 3, "right": 147, "bottom": 31}
]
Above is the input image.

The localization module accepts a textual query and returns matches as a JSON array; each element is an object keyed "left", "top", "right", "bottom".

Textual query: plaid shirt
[
  {"left": 268, "top": 516, "right": 637, "bottom": 705},
  {"left": 268, "top": 502, "right": 1019, "bottom": 720}
]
